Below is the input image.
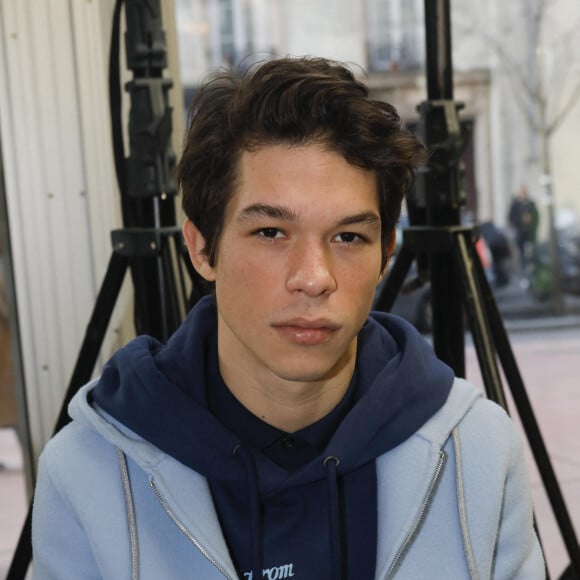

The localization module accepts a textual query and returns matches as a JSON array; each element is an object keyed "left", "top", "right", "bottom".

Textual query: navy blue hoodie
[{"left": 92, "top": 295, "right": 453, "bottom": 579}]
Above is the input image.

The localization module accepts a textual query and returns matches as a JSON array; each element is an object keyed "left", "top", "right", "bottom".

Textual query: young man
[{"left": 32, "top": 57, "right": 544, "bottom": 579}]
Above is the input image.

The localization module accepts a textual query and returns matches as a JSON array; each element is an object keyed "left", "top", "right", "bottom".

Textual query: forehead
[{"left": 228, "top": 143, "right": 379, "bottom": 217}]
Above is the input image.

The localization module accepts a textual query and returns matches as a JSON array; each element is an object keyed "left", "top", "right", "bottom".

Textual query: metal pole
[{"left": 421, "top": 0, "right": 465, "bottom": 375}]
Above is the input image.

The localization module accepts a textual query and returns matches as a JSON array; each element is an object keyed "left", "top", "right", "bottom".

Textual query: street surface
[{"left": 465, "top": 325, "right": 580, "bottom": 579}]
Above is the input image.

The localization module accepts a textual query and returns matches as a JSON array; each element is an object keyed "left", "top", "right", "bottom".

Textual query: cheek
[
  {"left": 336, "top": 266, "right": 376, "bottom": 300},
  {"left": 340, "top": 253, "right": 383, "bottom": 286},
  {"left": 215, "top": 255, "right": 276, "bottom": 299},
  {"left": 345, "top": 264, "right": 382, "bottom": 308}
]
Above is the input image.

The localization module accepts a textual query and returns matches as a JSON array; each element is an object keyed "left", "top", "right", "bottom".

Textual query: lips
[{"left": 272, "top": 318, "right": 340, "bottom": 346}]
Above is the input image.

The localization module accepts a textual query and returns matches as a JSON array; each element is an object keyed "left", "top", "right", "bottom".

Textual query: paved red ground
[{"left": 465, "top": 327, "right": 580, "bottom": 579}]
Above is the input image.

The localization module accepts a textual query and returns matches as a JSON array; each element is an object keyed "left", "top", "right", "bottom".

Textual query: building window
[
  {"left": 208, "top": 0, "right": 258, "bottom": 69},
  {"left": 217, "top": 0, "right": 236, "bottom": 66},
  {"left": 367, "top": 0, "right": 424, "bottom": 71}
]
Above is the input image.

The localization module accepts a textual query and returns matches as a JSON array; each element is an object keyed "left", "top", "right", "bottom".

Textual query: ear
[
  {"left": 378, "top": 229, "right": 397, "bottom": 282},
  {"left": 182, "top": 219, "right": 216, "bottom": 282}
]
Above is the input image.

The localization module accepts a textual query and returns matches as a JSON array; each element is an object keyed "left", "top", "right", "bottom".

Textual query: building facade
[{"left": 175, "top": 0, "right": 580, "bottom": 231}]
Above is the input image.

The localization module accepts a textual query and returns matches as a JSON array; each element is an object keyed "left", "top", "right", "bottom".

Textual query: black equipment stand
[
  {"left": 6, "top": 1, "right": 199, "bottom": 577},
  {"left": 374, "top": 1, "right": 579, "bottom": 578},
  {"left": 7, "top": 1, "right": 579, "bottom": 579}
]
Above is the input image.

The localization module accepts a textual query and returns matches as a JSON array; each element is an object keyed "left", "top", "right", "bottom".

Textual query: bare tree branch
[
  {"left": 456, "top": 0, "right": 580, "bottom": 140},
  {"left": 454, "top": 20, "right": 535, "bottom": 100}
]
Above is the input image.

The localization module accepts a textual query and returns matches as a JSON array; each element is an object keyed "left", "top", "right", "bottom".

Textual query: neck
[{"left": 217, "top": 351, "right": 356, "bottom": 433}]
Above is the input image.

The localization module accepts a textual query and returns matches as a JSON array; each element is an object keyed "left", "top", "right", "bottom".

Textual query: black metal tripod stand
[
  {"left": 374, "top": 2, "right": 579, "bottom": 578},
  {"left": 7, "top": 0, "right": 579, "bottom": 578},
  {"left": 6, "top": 1, "right": 199, "bottom": 577}
]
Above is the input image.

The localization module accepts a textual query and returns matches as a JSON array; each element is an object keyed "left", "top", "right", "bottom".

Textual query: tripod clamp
[
  {"left": 410, "top": 99, "right": 469, "bottom": 215},
  {"left": 112, "top": 226, "right": 182, "bottom": 257}
]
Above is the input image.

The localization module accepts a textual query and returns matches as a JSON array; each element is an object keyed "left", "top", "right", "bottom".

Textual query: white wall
[{"left": 0, "top": 0, "right": 116, "bottom": 463}]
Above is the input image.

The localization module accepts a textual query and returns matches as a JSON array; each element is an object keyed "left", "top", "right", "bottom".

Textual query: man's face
[{"left": 185, "top": 143, "right": 388, "bottom": 390}]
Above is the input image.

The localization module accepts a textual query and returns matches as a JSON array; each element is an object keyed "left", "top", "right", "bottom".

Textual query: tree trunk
[{"left": 539, "top": 128, "right": 565, "bottom": 313}]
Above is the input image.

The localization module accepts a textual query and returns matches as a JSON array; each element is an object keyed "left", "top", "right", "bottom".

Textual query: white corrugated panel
[{"left": 0, "top": 0, "right": 126, "bottom": 461}]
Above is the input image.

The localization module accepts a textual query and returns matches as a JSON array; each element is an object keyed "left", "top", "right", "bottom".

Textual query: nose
[{"left": 286, "top": 241, "right": 338, "bottom": 297}]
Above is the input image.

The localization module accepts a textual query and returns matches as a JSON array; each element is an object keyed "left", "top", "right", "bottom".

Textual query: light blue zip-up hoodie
[{"left": 31, "top": 300, "right": 544, "bottom": 579}]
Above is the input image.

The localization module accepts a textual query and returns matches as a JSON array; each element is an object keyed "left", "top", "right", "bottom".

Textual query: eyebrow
[
  {"left": 237, "top": 203, "right": 381, "bottom": 230},
  {"left": 237, "top": 203, "right": 298, "bottom": 222},
  {"left": 335, "top": 212, "right": 381, "bottom": 230}
]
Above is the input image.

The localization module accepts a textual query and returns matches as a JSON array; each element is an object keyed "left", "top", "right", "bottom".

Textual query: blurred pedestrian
[{"left": 508, "top": 183, "right": 539, "bottom": 273}]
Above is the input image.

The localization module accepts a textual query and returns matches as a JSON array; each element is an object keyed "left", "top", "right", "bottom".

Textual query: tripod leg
[
  {"left": 373, "top": 244, "right": 414, "bottom": 312},
  {"left": 159, "top": 240, "right": 185, "bottom": 335},
  {"left": 7, "top": 251, "right": 129, "bottom": 580},
  {"left": 453, "top": 232, "right": 507, "bottom": 408},
  {"left": 57, "top": 250, "right": 129, "bottom": 428},
  {"left": 172, "top": 232, "right": 190, "bottom": 312},
  {"left": 430, "top": 247, "right": 466, "bottom": 377},
  {"left": 454, "top": 232, "right": 555, "bottom": 577},
  {"left": 470, "top": 245, "right": 580, "bottom": 579},
  {"left": 155, "top": 251, "right": 171, "bottom": 342}
]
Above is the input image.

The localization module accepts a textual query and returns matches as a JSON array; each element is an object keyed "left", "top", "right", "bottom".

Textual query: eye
[
  {"left": 254, "top": 227, "right": 284, "bottom": 239},
  {"left": 334, "top": 232, "right": 364, "bottom": 244}
]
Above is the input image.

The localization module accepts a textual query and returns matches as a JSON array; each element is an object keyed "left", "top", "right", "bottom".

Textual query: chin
[
  {"left": 272, "top": 358, "right": 349, "bottom": 384},
  {"left": 281, "top": 340, "right": 356, "bottom": 380}
]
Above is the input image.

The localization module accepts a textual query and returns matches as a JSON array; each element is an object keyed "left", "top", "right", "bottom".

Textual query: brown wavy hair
[{"left": 176, "top": 56, "right": 426, "bottom": 270}]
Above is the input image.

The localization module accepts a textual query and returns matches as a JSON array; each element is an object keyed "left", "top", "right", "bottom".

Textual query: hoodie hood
[{"left": 86, "top": 295, "right": 453, "bottom": 494}]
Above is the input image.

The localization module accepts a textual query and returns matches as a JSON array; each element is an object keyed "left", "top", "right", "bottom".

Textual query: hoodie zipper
[
  {"left": 383, "top": 450, "right": 447, "bottom": 580},
  {"left": 149, "top": 478, "right": 236, "bottom": 579},
  {"left": 116, "top": 449, "right": 140, "bottom": 580}
]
